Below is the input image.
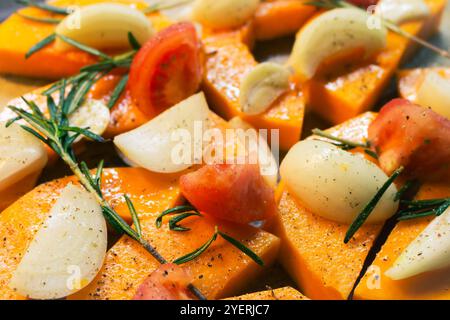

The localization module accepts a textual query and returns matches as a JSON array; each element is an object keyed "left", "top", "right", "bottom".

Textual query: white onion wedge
[
  {"left": 9, "top": 184, "right": 107, "bottom": 299},
  {"left": 0, "top": 122, "right": 48, "bottom": 192},
  {"left": 289, "top": 8, "right": 387, "bottom": 80},
  {"left": 114, "top": 92, "right": 210, "bottom": 173},
  {"left": 280, "top": 140, "right": 398, "bottom": 224},
  {"left": 192, "top": 0, "right": 260, "bottom": 29},
  {"left": 228, "top": 117, "right": 278, "bottom": 188},
  {"left": 68, "top": 99, "right": 110, "bottom": 142},
  {"left": 239, "top": 62, "right": 290, "bottom": 115},
  {"left": 55, "top": 3, "right": 154, "bottom": 51},
  {"left": 375, "top": 0, "right": 430, "bottom": 25},
  {"left": 416, "top": 70, "right": 450, "bottom": 120},
  {"left": 385, "top": 207, "right": 450, "bottom": 280}
]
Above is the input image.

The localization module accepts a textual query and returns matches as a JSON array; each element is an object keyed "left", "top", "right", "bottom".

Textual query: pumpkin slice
[
  {"left": 202, "top": 33, "right": 305, "bottom": 150},
  {"left": 272, "top": 112, "right": 384, "bottom": 300},
  {"left": 0, "top": 168, "right": 183, "bottom": 300},
  {"left": 253, "top": 0, "right": 316, "bottom": 40},
  {"left": 304, "top": 0, "right": 446, "bottom": 124},
  {"left": 0, "top": 0, "right": 173, "bottom": 79},
  {"left": 225, "top": 286, "right": 308, "bottom": 300},
  {"left": 354, "top": 181, "right": 450, "bottom": 300}
]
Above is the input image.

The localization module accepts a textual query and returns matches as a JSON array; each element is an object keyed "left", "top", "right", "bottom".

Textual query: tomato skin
[
  {"left": 347, "top": 0, "right": 379, "bottom": 8},
  {"left": 180, "top": 164, "right": 277, "bottom": 224},
  {"left": 368, "top": 99, "right": 450, "bottom": 181},
  {"left": 128, "top": 22, "right": 204, "bottom": 118},
  {"left": 133, "top": 264, "right": 193, "bottom": 300}
]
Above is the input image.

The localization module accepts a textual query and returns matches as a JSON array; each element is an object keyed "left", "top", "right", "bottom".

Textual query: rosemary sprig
[
  {"left": 312, "top": 128, "right": 369, "bottom": 149},
  {"left": 15, "top": 0, "right": 70, "bottom": 15},
  {"left": 16, "top": 12, "right": 62, "bottom": 24},
  {"left": 25, "top": 33, "right": 56, "bottom": 59},
  {"left": 306, "top": 0, "right": 450, "bottom": 60},
  {"left": 344, "top": 166, "right": 404, "bottom": 243},
  {"left": 398, "top": 198, "right": 450, "bottom": 221},
  {"left": 8, "top": 82, "right": 206, "bottom": 300},
  {"left": 107, "top": 74, "right": 129, "bottom": 109},
  {"left": 142, "top": 0, "right": 194, "bottom": 14},
  {"left": 158, "top": 206, "right": 264, "bottom": 266}
]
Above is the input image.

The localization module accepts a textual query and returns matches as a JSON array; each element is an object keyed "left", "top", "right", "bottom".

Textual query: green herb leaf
[
  {"left": 16, "top": 12, "right": 62, "bottom": 24},
  {"left": 25, "top": 33, "right": 56, "bottom": 59},
  {"left": 155, "top": 205, "right": 199, "bottom": 228},
  {"left": 124, "top": 194, "right": 143, "bottom": 239},
  {"left": 312, "top": 128, "right": 369, "bottom": 149},
  {"left": 128, "top": 32, "right": 141, "bottom": 50},
  {"left": 169, "top": 212, "right": 202, "bottom": 231},
  {"left": 344, "top": 166, "right": 404, "bottom": 243},
  {"left": 107, "top": 74, "right": 129, "bottom": 109},
  {"left": 173, "top": 226, "right": 219, "bottom": 265},
  {"left": 15, "top": 0, "right": 70, "bottom": 15},
  {"left": 218, "top": 231, "right": 264, "bottom": 266},
  {"left": 56, "top": 34, "right": 111, "bottom": 60}
]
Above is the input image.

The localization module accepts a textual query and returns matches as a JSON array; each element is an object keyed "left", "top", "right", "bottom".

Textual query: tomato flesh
[
  {"left": 180, "top": 164, "right": 277, "bottom": 225},
  {"left": 133, "top": 264, "right": 193, "bottom": 300},
  {"left": 368, "top": 99, "right": 450, "bottom": 181},
  {"left": 128, "top": 22, "right": 204, "bottom": 118}
]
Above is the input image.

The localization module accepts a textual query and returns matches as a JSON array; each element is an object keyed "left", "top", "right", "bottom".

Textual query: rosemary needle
[{"left": 344, "top": 166, "right": 404, "bottom": 243}]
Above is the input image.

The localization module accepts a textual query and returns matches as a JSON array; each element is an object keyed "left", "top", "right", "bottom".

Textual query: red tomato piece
[
  {"left": 347, "top": 0, "right": 379, "bottom": 8},
  {"left": 133, "top": 264, "right": 193, "bottom": 300},
  {"left": 180, "top": 164, "right": 277, "bottom": 224},
  {"left": 368, "top": 99, "right": 450, "bottom": 180},
  {"left": 128, "top": 22, "right": 204, "bottom": 118}
]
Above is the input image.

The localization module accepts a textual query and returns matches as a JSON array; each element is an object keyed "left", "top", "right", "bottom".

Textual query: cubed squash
[
  {"left": 304, "top": 0, "right": 446, "bottom": 124},
  {"left": 0, "top": 171, "right": 41, "bottom": 212},
  {"left": 202, "top": 34, "right": 305, "bottom": 150},
  {"left": 0, "top": 168, "right": 183, "bottom": 300},
  {"left": 354, "top": 182, "right": 450, "bottom": 300},
  {"left": 0, "top": 0, "right": 172, "bottom": 79},
  {"left": 398, "top": 67, "right": 450, "bottom": 102},
  {"left": 272, "top": 112, "right": 384, "bottom": 300},
  {"left": 253, "top": 0, "right": 316, "bottom": 40},
  {"left": 70, "top": 210, "right": 280, "bottom": 300},
  {"left": 225, "top": 286, "right": 308, "bottom": 300}
]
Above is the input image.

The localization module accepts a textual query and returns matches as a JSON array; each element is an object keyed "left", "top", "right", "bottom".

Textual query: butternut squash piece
[
  {"left": 0, "top": 0, "right": 172, "bottom": 79},
  {"left": 0, "top": 171, "right": 41, "bottom": 212},
  {"left": 0, "top": 168, "right": 183, "bottom": 300},
  {"left": 253, "top": 0, "right": 316, "bottom": 40},
  {"left": 203, "top": 34, "right": 305, "bottom": 150},
  {"left": 354, "top": 182, "right": 450, "bottom": 300},
  {"left": 398, "top": 67, "right": 450, "bottom": 102},
  {"left": 225, "top": 286, "right": 308, "bottom": 300},
  {"left": 272, "top": 112, "right": 383, "bottom": 300},
  {"left": 304, "top": 0, "right": 446, "bottom": 124}
]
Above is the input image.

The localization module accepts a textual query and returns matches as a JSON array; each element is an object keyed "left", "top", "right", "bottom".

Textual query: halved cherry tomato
[
  {"left": 128, "top": 22, "right": 204, "bottom": 118},
  {"left": 180, "top": 164, "right": 277, "bottom": 225},
  {"left": 369, "top": 99, "right": 450, "bottom": 181},
  {"left": 133, "top": 264, "right": 193, "bottom": 300}
]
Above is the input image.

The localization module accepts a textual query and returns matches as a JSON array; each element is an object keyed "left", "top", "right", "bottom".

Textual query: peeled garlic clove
[
  {"left": 239, "top": 62, "right": 290, "bottom": 115},
  {"left": 0, "top": 122, "right": 48, "bottom": 192},
  {"left": 375, "top": 0, "right": 430, "bottom": 25},
  {"left": 114, "top": 92, "right": 210, "bottom": 173},
  {"left": 289, "top": 8, "right": 387, "bottom": 80},
  {"left": 385, "top": 207, "right": 450, "bottom": 280},
  {"left": 55, "top": 3, "right": 154, "bottom": 51},
  {"left": 192, "top": 0, "right": 260, "bottom": 29},
  {"left": 228, "top": 117, "right": 278, "bottom": 188},
  {"left": 280, "top": 140, "right": 398, "bottom": 224},
  {"left": 69, "top": 99, "right": 110, "bottom": 142},
  {"left": 416, "top": 70, "right": 450, "bottom": 120},
  {"left": 9, "top": 184, "right": 107, "bottom": 299}
]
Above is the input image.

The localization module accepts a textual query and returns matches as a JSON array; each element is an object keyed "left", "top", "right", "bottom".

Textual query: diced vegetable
[
  {"left": 0, "top": 122, "right": 47, "bottom": 192},
  {"left": 114, "top": 92, "right": 210, "bottom": 173},
  {"left": 386, "top": 207, "right": 450, "bottom": 280},
  {"left": 9, "top": 184, "right": 107, "bottom": 299},
  {"left": 128, "top": 22, "right": 203, "bottom": 118},
  {"left": 192, "top": 0, "right": 260, "bottom": 29},
  {"left": 416, "top": 70, "right": 450, "bottom": 119},
  {"left": 180, "top": 163, "right": 277, "bottom": 224},
  {"left": 280, "top": 140, "right": 398, "bottom": 224},
  {"left": 375, "top": 0, "right": 430, "bottom": 25},
  {"left": 239, "top": 62, "right": 290, "bottom": 116},
  {"left": 69, "top": 99, "right": 110, "bottom": 142},
  {"left": 289, "top": 8, "right": 387, "bottom": 80},
  {"left": 55, "top": 3, "right": 154, "bottom": 51},
  {"left": 368, "top": 99, "right": 450, "bottom": 180}
]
